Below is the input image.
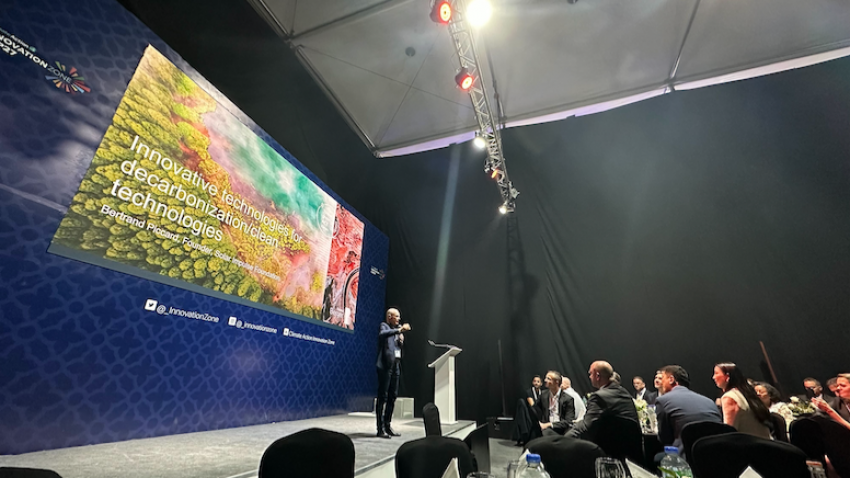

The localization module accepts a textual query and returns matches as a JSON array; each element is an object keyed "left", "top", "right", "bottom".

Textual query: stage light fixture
[
  {"left": 466, "top": 0, "right": 492, "bottom": 27},
  {"left": 430, "top": 0, "right": 453, "bottom": 24},
  {"left": 491, "top": 168, "right": 500, "bottom": 179},
  {"left": 455, "top": 68, "right": 474, "bottom": 91},
  {"left": 498, "top": 204, "right": 508, "bottom": 214},
  {"left": 472, "top": 133, "right": 486, "bottom": 149}
]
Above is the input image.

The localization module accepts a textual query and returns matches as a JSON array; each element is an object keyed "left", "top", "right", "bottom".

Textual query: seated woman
[
  {"left": 713, "top": 363, "right": 771, "bottom": 439},
  {"left": 811, "top": 374, "right": 850, "bottom": 477},
  {"left": 812, "top": 373, "right": 850, "bottom": 430},
  {"left": 755, "top": 382, "right": 794, "bottom": 431}
]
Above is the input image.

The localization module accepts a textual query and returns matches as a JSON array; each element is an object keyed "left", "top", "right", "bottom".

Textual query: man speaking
[{"left": 376, "top": 308, "right": 410, "bottom": 438}]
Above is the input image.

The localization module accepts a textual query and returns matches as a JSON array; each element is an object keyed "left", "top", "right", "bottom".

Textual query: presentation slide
[{"left": 49, "top": 46, "right": 363, "bottom": 330}]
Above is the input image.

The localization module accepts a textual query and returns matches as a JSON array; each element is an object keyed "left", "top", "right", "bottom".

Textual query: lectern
[{"left": 427, "top": 346, "right": 462, "bottom": 424}]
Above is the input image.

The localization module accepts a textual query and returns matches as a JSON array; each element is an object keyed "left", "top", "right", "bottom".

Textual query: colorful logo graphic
[
  {"left": 1, "top": 25, "right": 91, "bottom": 95},
  {"left": 45, "top": 62, "right": 90, "bottom": 94}
]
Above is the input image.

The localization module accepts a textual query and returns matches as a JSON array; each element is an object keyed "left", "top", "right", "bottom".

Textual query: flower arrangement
[
  {"left": 634, "top": 398, "right": 656, "bottom": 433},
  {"left": 788, "top": 396, "right": 817, "bottom": 417}
]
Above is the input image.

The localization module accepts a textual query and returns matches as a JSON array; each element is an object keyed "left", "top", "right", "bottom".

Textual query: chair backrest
[
  {"left": 423, "top": 402, "right": 442, "bottom": 436},
  {"left": 791, "top": 415, "right": 850, "bottom": 478},
  {"left": 591, "top": 415, "right": 642, "bottom": 463},
  {"left": 680, "top": 420, "right": 736, "bottom": 463},
  {"left": 789, "top": 417, "right": 824, "bottom": 461},
  {"left": 0, "top": 469, "right": 63, "bottom": 478},
  {"left": 258, "top": 428, "right": 354, "bottom": 478},
  {"left": 769, "top": 412, "right": 789, "bottom": 442},
  {"left": 526, "top": 435, "right": 606, "bottom": 478},
  {"left": 690, "top": 432, "right": 809, "bottom": 478},
  {"left": 463, "top": 423, "right": 491, "bottom": 473},
  {"left": 396, "top": 436, "right": 475, "bottom": 478}
]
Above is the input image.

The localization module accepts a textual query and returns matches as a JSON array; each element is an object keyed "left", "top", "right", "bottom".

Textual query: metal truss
[{"left": 444, "top": 0, "right": 519, "bottom": 212}]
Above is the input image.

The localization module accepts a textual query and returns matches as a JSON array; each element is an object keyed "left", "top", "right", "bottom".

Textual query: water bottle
[
  {"left": 516, "top": 453, "right": 550, "bottom": 478},
  {"left": 807, "top": 461, "right": 827, "bottom": 478},
  {"left": 659, "top": 446, "right": 693, "bottom": 478}
]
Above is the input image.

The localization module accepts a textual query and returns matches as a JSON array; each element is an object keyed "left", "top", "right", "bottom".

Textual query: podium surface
[{"left": 427, "top": 347, "right": 462, "bottom": 424}]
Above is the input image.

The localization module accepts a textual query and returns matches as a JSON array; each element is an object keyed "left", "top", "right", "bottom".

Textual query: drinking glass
[{"left": 595, "top": 457, "right": 626, "bottom": 478}]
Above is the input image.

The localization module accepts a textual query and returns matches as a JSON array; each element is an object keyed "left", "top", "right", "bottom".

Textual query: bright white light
[
  {"left": 498, "top": 204, "right": 508, "bottom": 215},
  {"left": 472, "top": 135, "right": 487, "bottom": 149},
  {"left": 466, "top": 0, "right": 492, "bottom": 27}
]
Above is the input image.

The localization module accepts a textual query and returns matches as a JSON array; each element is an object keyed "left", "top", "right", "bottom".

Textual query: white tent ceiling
[{"left": 248, "top": 0, "right": 850, "bottom": 157}]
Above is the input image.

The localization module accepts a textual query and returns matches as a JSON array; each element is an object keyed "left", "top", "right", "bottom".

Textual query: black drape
[{"left": 122, "top": 0, "right": 850, "bottom": 423}]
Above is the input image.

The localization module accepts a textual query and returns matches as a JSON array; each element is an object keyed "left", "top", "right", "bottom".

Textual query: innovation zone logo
[{"left": 0, "top": 25, "right": 91, "bottom": 94}]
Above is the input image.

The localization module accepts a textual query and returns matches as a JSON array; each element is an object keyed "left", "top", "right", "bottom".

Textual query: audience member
[
  {"left": 611, "top": 371, "right": 621, "bottom": 385},
  {"left": 826, "top": 377, "right": 839, "bottom": 396},
  {"left": 527, "top": 375, "right": 543, "bottom": 407},
  {"left": 654, "top": 365, "right": 722, "bottom": 448},
  {"left": 812, "top": 373, "right": 850, "bottom": 431},
  {"left": 713, "top": 363, "right": 771, "bottom": 439},
  {"left": 754, "top": 382, "right": 794, "bottom": 431},
  {"left": 803, "top": 377, "right": 825, "bottom": 401},
  {"left": 568, "top": 361, "right": 638, "bottom": 440},
  {"left": 632, "top": 376, "right": 657, "bottom": 405},
  {"left": 561, "top": 376, "right": 587, "bottom": 421},
  {"left": 654, "top": 371, "right": 664, "bottom": 397},
  {"left": 535, "top": 370, "right": 576, "bottom": 436}
]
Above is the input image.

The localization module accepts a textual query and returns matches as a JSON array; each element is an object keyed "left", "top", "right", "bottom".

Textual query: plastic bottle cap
[
  {"left": 664, "top": 446, "right": 680, "bottom": 455},
  {"left": 526, "top": 453, "right": 541, "bottom": 464}
]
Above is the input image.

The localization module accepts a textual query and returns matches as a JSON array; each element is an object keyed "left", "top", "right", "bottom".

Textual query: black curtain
[{"left": 122, "top": 0, "right": 850, "bottom": 423}]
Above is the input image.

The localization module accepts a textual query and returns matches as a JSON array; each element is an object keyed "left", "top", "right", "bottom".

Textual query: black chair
[
  {"left": 396, "top": 436, "right": 475, "bottom": 478},
  {"left": 680, "top": 420, "right": 736, "bottom": 464},
  {"left": 690, "top": 432, "right": 809, "bottom": 478},
  {"left": 590, "top": 416, "right": 643, "bottom": 464},
  {"left": 463, "top": 423, "right": 491, "bottom": 473},
  {"left": 258, "top": 428, "right": 354, "bottom": 478},
  {"left": 791, "top": 415, "right": 850, "bottom": 478},
  {"left": 526, "top": 435, "right": 606, "bottom": 478},
  {"left": 789, "top": 417, "right": 824, "bottom": 463},
  {"left": 769, "top": 412, "right": 789, "bottom": 442},
  {"left": 423, "top": 402, "right": 442, "bottom": 437},
  {"left": 0, "top": 469, "right": 62, "bottom": 478}
]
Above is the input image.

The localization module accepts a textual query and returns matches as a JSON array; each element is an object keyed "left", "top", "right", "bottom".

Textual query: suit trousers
[{"left": 376, "top": 360, "right": 400, "bottom": 431}]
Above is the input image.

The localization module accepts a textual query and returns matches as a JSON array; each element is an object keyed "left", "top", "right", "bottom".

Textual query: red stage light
[
  {"left": 455, "top": 68, "right": 474, "bottom": 91},
  {"left": 431, "top": 1, "right": 452, "bottom": 24}
]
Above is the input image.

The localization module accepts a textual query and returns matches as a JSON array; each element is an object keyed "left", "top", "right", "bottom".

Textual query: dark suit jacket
[
  {"left": 636, "top": 389, "right": 657, "bottom": 405},
  {"left": 567, "top": 382, "right": 638, "bottom": 440},
  {"left": 527, "top": 387, "right": 542, "bottom": 404},
  {"left": 826, "top": 396, "right": 850, "bottom": 422},
  {"left": 655, "top": 385, "right": 723, "bottom": 448},
  {"left": 534, "top": 389, "right": 576, "bottom": 434},
  {"left": 376, "top": 322, "right": 403, "bottom": 370}
]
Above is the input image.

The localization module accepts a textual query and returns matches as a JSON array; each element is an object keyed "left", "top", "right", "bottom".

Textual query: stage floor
[{"left": 0, "top": 414, "right": 500, "bottom": 478}]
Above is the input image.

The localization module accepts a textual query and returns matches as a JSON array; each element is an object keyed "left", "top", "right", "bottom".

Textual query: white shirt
[
  {"left": 636, "top": 389, "right": 646, "bottom": 400},
  {"left": 565, "top": 386, "right": 587, "bottom": 421},
  {"left": 549, "top": 389, "right": 562, "bottom": 423}
]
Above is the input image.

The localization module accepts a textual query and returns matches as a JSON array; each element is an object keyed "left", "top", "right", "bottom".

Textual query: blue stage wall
[{"left": 0, "top": 0, "right": 388, "bottom": 454}]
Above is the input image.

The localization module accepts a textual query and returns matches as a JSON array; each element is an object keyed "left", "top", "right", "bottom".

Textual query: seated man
[
  {"left": 826, "top": 377, "right": 839, "bottom": 397},
  {"left": 535, "top": 370, "right": 576, "bottom": 436},
  {"left": 561, "top": 376, "right": 587, "bottom": 421},
  {"left": 527, "top": 375, "right": 543, "bottom": 407},
  {"left": 803, "top": 377, "right": 826, "bottom": 401},
  {"left": 513, "top": 371, "right": 572, "bottom": 444},
  {"left": 567, "top": 361, "right": 638, "bottom": 441},
  {"left": 654, "top": 365, "right": 722, "bottom": 448},
  {"left": 654, "top": 371, "right": 665, "bottom": 397},
  {"left": 633, "top": 376, "right": 657, "bottom": 405}
]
